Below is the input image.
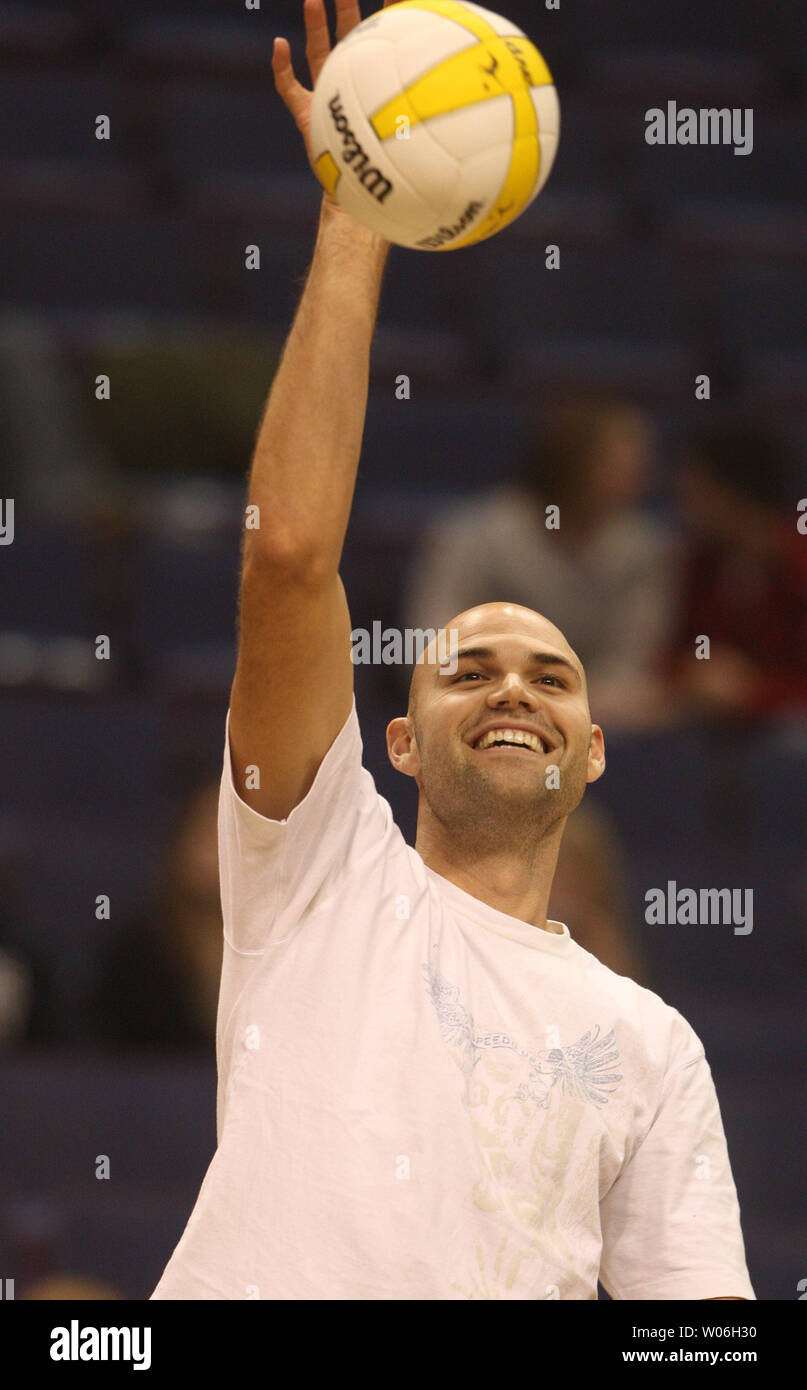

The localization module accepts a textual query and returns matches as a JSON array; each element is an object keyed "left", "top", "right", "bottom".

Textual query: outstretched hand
[{"left": 272, "top": 0, "right": 397, "bottom": 198}]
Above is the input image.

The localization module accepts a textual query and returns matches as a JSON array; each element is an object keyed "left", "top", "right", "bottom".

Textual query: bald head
[{"left": 407, "top": 602, "right": 587, "bottom": 720}]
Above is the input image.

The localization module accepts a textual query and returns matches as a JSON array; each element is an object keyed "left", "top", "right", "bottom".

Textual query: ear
[
  {"left": 586, "top": 724, "right": 606, "bottom": 785},
  {"left": 386, "top": 715, "right": 421, "bottom": 780}
]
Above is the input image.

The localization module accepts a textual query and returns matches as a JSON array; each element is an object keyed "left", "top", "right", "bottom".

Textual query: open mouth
[{"left": 472, "top": 729, "right": 550, "bottom": 754}]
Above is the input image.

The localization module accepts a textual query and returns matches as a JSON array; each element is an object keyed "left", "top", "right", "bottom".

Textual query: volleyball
[{"left": 308, "top": 0, "right": 560, "bottom": 250}]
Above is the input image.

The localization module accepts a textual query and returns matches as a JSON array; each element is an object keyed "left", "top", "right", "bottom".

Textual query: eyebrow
[{"left": 442, "top": 646, "right": 582, "bottom": 685}]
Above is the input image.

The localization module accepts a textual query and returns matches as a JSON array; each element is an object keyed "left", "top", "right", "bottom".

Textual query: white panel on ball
[
  {"left": 420, "top": 91, "right": 514, "bottom": 162},
  {"left": 336, "top": 11, "right": 388, "bottom": 45},
  {"left": 341, "top": 5, "right": 424, "bottom": 46},
  {"left": 442, "top": 140, "right": 510, "bottom": 222},
  {"left": 329, "top": 157, "right": 435, "bottom": 240},
  {"left": 340, "top": 38, "right": 401, "bottom": 115},
  {"left": 384, "top": 120, "right": 461, "bottom": 212},
  {"left": 537, "top": 132, "right": 559, "bottom": 192},
  {"left": 392, "top": 14, "right": 477, "bottom": 89},
  {"left": 531, "top": 83, "right": 560, "bottom": 137}
]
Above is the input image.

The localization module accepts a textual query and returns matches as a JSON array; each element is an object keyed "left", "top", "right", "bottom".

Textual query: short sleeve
[
  {"left": 599, "top": 1015, "right": 756, "bottom": 1301},
  {"left": 218, "top": 697, "right": 389, "bottom": 955}
]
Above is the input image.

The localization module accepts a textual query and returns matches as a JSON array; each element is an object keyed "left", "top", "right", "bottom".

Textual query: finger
[
  {"left": 303, "top": 0, "right": 333, "bottom": 87},
  {"left": 272, "top": 37, "right": 309, "bottom": 120},
  {"left": 334, "top": 0, "right": 362, "bottom": 41}
]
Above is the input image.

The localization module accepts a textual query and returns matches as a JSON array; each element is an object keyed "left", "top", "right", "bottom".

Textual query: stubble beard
[{"left": 417, "top": 735, "right": 589, "bottom": 858}]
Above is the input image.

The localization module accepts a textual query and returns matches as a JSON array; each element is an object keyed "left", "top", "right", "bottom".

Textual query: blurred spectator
[
  {"left": 668, "top": 422, "right": 807, "bottom": 724},
  {"left": 549, "top": 801, "right": 650, "bottom": 987},
  {"left": 403, "top": 392, "right": 677, "bottom": 729},
  {"left": 86, "top": 771, "right": 222, "bottom": 1052}
]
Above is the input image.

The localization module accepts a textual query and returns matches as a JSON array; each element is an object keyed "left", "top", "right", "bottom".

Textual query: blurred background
[{"left": 0, "top": 0, "right": 805, "bottom": 1300}]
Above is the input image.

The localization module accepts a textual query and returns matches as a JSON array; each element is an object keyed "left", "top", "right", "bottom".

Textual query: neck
[{"left": 416, "top": 816, "right": 565, "bottom": 934}]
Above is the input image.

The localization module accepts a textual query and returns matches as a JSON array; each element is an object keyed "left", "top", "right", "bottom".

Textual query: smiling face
[{"left": 388, "top": 603, "right": 605, "bottom": 855}]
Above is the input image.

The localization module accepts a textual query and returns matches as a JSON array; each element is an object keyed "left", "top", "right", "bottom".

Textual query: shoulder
[{"left": 566, "top": 938, "right": 704, "bottom": 1068}]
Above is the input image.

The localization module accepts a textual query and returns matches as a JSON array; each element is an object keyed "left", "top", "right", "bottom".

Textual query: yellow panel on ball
[
  {"left": 313, "top": 150, "right": 342, "bottom": 199},
  {"left": 449, "top": 92, "right": 540, "bottom": 247}
]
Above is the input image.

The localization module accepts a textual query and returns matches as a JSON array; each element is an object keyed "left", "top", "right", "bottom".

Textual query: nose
[{"left": 486, "top": 671, "right": 540, "bottom": 709}]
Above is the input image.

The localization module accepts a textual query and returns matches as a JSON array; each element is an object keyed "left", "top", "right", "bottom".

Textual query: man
[{"left": 152, "top": 0, "right": 753, "bottom": 1300}]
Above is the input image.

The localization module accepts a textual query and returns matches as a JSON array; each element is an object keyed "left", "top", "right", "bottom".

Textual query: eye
[
  {"left": 455, "top": 670, "right": 483, "bottom": 681},
  {"left": 538, "top": 675, "right": 563, "bottom": 687}
]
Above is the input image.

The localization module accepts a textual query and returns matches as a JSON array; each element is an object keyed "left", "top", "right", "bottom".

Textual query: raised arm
[{"left": 229, "top": 0, "right": 392, "bottom": 820}]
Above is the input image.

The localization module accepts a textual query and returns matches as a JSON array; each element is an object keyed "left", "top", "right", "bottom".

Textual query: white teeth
[{"left": 476, "top": 728, "right": 544, "bottom": 753}]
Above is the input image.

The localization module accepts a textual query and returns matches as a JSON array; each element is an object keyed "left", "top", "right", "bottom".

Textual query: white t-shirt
[{"left": 152, "top": 700, "right": 755, "bottom": 1301}]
